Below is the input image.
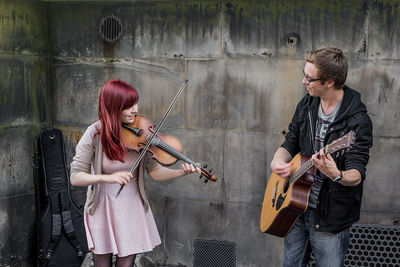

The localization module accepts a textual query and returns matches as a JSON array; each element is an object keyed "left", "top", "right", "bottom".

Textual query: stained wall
[{"left": 0, "top": 0, "right": 399, "bottom": 266}]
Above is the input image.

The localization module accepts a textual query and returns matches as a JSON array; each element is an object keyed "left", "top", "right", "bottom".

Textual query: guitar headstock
[{"left": 324, "top": 130, "right": 356, "bottom": 156}]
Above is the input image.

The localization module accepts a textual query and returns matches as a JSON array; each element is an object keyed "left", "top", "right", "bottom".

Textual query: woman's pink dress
[{"left": 84, "top": 150, "right": 161, "bottom": 257}]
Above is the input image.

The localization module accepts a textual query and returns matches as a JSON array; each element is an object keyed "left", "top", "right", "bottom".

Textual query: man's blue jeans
[{"left": 282, "top": 208, "right": 350, "bottom": 267}]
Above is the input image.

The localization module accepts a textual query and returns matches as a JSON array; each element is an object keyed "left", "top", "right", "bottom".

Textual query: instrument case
[{"left": 33, "top": 128, "right": 88, "bottom": 267}]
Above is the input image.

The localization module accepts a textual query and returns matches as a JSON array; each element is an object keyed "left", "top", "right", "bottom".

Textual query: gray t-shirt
[{"left": 308, "top": 101, "right": 341, "bottom": 208}]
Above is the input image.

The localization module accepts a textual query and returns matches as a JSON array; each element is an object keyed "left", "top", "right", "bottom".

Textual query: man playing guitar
[{"left": 270, "top": 48, "right": 373, "bottom": 267}]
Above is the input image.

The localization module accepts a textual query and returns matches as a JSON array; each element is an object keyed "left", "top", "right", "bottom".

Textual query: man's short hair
[{"left": 305, "top": 47, "right": 348, "bottom": 89}]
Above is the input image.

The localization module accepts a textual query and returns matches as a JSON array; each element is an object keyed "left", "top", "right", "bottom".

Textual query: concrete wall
[
  {"left": 1, "top": 0, "right": 400, "bottom": 266},
  {"left": 0, "top": 0, "right": 50, "bottom": 266}
]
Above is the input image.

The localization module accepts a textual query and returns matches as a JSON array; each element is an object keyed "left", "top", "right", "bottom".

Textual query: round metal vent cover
[{"left": 99, "top": 15, "right": 123, "bottom": 43}]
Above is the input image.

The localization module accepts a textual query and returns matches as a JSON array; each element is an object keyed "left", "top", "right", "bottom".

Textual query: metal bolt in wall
[{"left": 287, "top": 36, "right": 297, "bottom": 46}]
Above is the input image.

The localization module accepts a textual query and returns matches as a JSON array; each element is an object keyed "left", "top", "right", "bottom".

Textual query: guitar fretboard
[
  {"left": 288, "top": 159, "right": 313, "bottom": 185},
  {"left": 287, "top": 130, "right": 354, "bottom": 185}
]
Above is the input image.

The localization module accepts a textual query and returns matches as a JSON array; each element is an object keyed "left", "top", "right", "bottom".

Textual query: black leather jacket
[{"left": 281, "top": 85, "right": 373, "bottom": 233}]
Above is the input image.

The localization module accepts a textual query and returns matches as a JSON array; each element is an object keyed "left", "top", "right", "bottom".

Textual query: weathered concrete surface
[
  {"left": 0, "top": 55, "right": 48, "bottom": 126},
  {"left": 0, "top": 0, "right": 49, "bottom": 54},
  {"left": 0, "top": 127, "right": 36, "bottom": 196},
  {"left": 1, "top": 0, "right": 400, "bottom": 266},
  {"left": 52, "top": 58, "right": 186, "bottom": 126},
  {"left": 186, "top": 59, "right": 306, "bottom": 131},
  {"left": 223, "top": 0, "right": 370, "bottom": 59},
  {"left": 0, "top": 0, "right": 49, "bottom": 266},
  {"left": 154, "top": 198, "right": 284, "bottom": 266},
  {"left": 47, "top": 1, "right": 222, "bottom": 59},
  {"left": 362, "top": 137, "right": 400, "bottom": 215},
  {"left": 347, "top": 61, "right": 400, "bottom": 136},
  {"left": 369, "top": 1, "right": 400, "bottom": 59},
  {"left": 0, "top": 193, "right": 36, "bottom": 267}
]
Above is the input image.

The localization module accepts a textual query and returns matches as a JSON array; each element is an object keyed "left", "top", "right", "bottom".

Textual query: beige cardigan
[{"left": 70, "top": 121, "right": 159, "bottom": 215}]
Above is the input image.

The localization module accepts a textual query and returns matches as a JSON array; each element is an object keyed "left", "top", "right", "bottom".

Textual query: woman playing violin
[{"left": 70, "top": 79, "right": 200, "bottom": 267}]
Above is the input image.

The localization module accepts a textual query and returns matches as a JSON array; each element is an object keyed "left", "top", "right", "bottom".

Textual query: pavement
[{"left": 81, "top": 253, "right": 156, "bottom": 267}]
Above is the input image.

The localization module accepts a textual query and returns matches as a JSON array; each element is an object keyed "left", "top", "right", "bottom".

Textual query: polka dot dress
[{"left": 84, "top": 150, "right": 161, "bottom": 257}]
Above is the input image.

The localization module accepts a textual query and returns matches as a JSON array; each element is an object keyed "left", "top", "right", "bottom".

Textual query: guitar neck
[
  {"left": 288, "top": 130, "right": 355, "bottom": 185},
  {"left": 288, "top": 143, "right": 331, "bottom": 184},
  {"left": 289, "top": 159, "right": 313, "bottom": 185},
  {"left": 153, "top": 137, "right": 198, "bottom": 167}
]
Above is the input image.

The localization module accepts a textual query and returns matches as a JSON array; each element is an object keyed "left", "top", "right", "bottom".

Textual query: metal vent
[
  {"left": 99, "top": 15, "right": 122, "bottom": 43},
  {"left": 193, "top": 239, "right": 236, "bottom": 267},
  {"left": 308, "top": 224, "right": 400, "bottom": 266}
]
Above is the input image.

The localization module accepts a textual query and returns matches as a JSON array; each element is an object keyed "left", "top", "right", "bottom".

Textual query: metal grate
[
  {"left": 308, "top": 224, "right": 400, "bottom": 266},
  {"left": 193, "top": 239, "right": 236, "bottom": 267},
  {"left": 99, "top": 15, "right": 122, "bottom": 43}
]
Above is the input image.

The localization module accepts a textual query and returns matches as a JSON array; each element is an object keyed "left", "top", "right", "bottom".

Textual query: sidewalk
[{"left": 81, "top": 253, "right": 157, "bottom": 267}]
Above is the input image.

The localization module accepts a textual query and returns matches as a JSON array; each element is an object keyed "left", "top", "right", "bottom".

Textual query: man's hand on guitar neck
[
  {"left": 311, "top": 148, "right": 340, "bottom": 179},
  {"left": 270, "top": 147, "right": 294, "bottom": 178},
  {"left": 311, "top": 148, "right": 362, "bottom": 186}
]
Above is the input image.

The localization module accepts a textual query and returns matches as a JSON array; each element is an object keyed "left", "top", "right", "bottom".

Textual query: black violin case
[{"left": 33, "top": 128, "right": 88, "bottom": 267}]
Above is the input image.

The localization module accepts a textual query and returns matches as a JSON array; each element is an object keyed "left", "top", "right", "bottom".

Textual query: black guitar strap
[
  {"left": 44, "top": 193, "right": 62, "bottom": 264},
  {"left": 59, "top": 192, "right": 84, "bottom": 258}
]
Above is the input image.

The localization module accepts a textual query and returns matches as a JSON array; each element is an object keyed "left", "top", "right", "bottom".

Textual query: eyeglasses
[{"left": 303, "top": 70, "right": 321, "bottom": 85}]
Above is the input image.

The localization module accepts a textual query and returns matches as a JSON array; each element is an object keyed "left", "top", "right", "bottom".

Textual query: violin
[{"left": 122, "top": 114, "right": 217, "bottom": 183}]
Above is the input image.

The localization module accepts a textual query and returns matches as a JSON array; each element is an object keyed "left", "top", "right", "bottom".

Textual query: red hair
[{"left": 98, "top": 79, "right": 139, "bottom": 161}]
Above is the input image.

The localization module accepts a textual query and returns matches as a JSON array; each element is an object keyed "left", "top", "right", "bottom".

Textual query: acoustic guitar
[{"left": 260, "top": 130, "right": 356, "bottom": 237}]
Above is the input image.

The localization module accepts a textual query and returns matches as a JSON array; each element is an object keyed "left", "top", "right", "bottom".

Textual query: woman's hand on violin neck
[
  {"left": 103, "top": 171, "right": 133, "bottom": 186},
  {"left": 148, "top": 163, "right": 201, "bottom": 181},
  {"left": 181, "top": 163, "right": 201, "bottom": 176}
]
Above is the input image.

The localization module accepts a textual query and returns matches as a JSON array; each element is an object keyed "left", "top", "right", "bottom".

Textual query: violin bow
[{"left": 116, "top": 79, "right": 188, "bottom": 197}]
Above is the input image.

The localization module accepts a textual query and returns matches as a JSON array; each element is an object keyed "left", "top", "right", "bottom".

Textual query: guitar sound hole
[
  {"left": 283, "top": 181, "right": 289, "bottom": 194},
  {"left": 276, "top": 194, "right": 285, "bottom": 210}
]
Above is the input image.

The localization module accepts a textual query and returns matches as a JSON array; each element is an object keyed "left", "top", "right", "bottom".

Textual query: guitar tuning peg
[
  {"left": 199, "top": 173, "right": 203, "bottom": 179},
  {"left": 209, "top": 168, "right": 213, "bottom": 173},
  {"left": 204, "top": 179, "right": 208, "bottom": 183},
  {"left": 202, "top": 163, "right": 208, "bottom": 168}
]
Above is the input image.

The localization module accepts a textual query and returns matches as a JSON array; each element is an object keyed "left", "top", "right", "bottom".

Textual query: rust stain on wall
[{"left": 57, "top": 125, "right": 84, "bottom": 145}]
